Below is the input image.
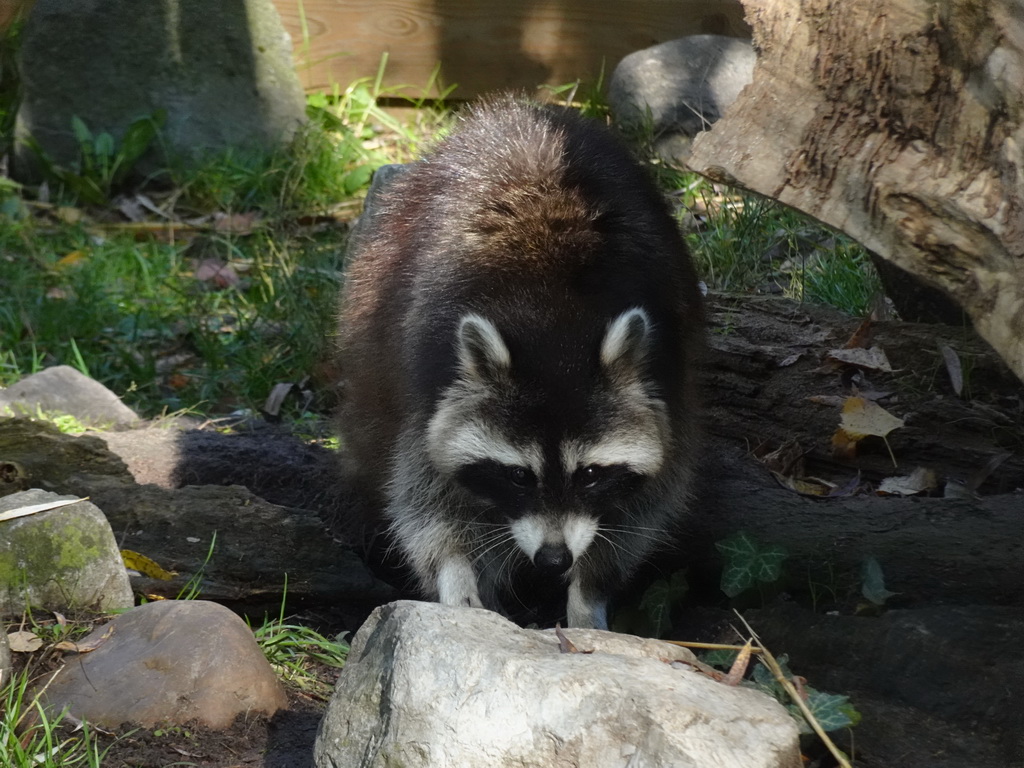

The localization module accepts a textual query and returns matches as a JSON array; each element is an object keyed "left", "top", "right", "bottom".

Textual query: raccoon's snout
[{"left": 534, "top": 542, "right": 573, "bottom": 574}]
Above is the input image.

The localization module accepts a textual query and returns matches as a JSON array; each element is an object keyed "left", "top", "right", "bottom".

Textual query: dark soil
[{"left": 88, "top": 691, "right": 324, "bottom": 768}]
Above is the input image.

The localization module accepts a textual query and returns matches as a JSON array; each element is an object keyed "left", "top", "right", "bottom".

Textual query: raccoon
[{"left": 336, "top": 98, "right": 703, "bottom": 629}]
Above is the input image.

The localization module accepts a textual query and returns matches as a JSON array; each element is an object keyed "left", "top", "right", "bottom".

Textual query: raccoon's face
[{"left": 426, "top": 308, "right": 670, "bottom": 575}]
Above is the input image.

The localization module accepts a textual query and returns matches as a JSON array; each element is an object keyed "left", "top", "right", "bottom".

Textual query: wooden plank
[{"left": 276, "top": 0, "right": 749, "bottom": 97}]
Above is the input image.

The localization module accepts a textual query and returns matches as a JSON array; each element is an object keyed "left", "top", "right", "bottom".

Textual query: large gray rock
[
  {"left": 36, "top": 600, "right": 288, "bottom": 729},
  {"left": 0, "top": 366, "right": 139, "bottom": 426},
  {"left": 315, "top": 601, "right": 801, "bottom": 768},
  {"left": 14, "top": 0, "right": 306, "bottom": 181},
  {"left": 0, "top": 489, "right": 133, "bottom": 617},
  {"left": 609, "top": 35, "right": 755, "bottom": 162}
]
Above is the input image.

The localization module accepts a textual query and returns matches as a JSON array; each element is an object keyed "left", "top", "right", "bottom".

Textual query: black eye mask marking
[
  {"left": 456, "top": 460, "right": 538, "bottom": 507},
  {"left": 573, "top": 464, "right": 644, "bottom": 496}
]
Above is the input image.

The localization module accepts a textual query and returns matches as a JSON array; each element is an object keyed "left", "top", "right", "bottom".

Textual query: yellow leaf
[
  {"left": 832, "top": 397, "right": 904, "bottom": 466},
  {"left": 121, "top": 550, "right": 177, "bottom": 580},
  {"left": 56, "top": 250, "right": 87, "bottom": 268},
  {"left": 836, "top": 396, "right": 904, "bottom": 439},
  {"left": 54, "top": 206, "right": 85, "bottom": 224}
]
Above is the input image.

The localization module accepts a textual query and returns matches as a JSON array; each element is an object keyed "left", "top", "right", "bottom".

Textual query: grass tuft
[{"left": 1, "top": 665, "right": 111, "bottom": 768}]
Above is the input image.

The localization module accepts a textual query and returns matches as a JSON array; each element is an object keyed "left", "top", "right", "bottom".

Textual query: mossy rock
[{"left": 0, "top": 489, "right": 133, "bottom": 617}]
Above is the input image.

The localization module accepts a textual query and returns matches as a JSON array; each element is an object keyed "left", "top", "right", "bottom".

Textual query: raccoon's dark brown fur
[{"left": 336, "top": 97, "right": 703, "bottom": 628}]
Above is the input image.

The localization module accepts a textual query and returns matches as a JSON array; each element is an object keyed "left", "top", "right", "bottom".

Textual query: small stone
[
  {"left": 37, "top": 600, "right": 288, "bottom": 729},
  {"left": 609, "top": 35, "right": 756, "bottom": 163}
]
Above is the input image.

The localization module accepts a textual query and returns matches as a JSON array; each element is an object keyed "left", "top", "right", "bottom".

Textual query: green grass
[
  {"left": 0, "top": 75, "right": 452, "bottom": 418},
  {"left": 1, "top": 664, "right": 111, "bottom": 768},
  {"left": 653, "top": 164, "right": 882, "bottom": 316},
  {"left": 253, "top": 616, "right": 349, "bottom": 696},
  {"left": 0, "top": 217, "right": 345, "bottom": 416}
]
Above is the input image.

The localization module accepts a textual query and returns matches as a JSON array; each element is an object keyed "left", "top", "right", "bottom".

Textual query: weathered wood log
[
  {"left": 682, "top": 441, "right": 1024, "bottom": 607},
  {"left": 686, "top": 0, "right": 1024, "bottom": 383},
  {"left": 700, "top": 295, "right": 1024, "bottom": 492},
  {"left": 669, "top": 294, "right": 1024, "bottom": 607}
]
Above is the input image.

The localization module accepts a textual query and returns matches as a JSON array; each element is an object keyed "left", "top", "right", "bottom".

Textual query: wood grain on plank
[{"left": 276, "top": 0, "right": 749, "bottom": 96}]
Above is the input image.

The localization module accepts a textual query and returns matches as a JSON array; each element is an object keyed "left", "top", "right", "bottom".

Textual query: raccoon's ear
[
  {"left": 457, "top": 313, "right": 512, "bottom": 382},
  {"left": 600, "top": 307, "right": 651, "bottom": 374}
]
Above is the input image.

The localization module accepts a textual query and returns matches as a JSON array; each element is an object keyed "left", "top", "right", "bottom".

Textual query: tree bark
[{"left": 686, "top": 0, "right": 1024, "bottom": 383}]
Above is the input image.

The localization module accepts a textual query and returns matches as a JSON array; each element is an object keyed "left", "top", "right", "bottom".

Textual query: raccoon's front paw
[
  {"left": 567, "top": 581, "right": 609, "bottom": 629},
  {"left": 436, "top": 557, "right": 484, "bottom": 609}
]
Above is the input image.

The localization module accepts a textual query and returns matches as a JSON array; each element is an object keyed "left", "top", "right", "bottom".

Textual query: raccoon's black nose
[{"left": 534, "top": 543, "right": 573, "bottom": 574}]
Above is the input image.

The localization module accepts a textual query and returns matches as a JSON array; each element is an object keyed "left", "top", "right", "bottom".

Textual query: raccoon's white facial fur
[
  {"left": 510, "top": 514, "right": 599, "bottom": 562},
  {"left": 559, "top": 426, "right": 666, "bottom": 478},
  {"left": 429, "top": 415, "right": 543, "bottom": 477}
]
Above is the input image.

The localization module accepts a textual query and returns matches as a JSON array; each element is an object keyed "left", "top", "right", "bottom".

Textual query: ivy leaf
[
  {"left": 715, "top": 531, "right": 788, "bottom": 597},
  {"left": 861, "top": 556, "right": 897, "bottom": 605},
  {"left": 789, "top": 689, "right": 859, "bottom": 734},
  {"left": 750, "top": 654, "right": 791, "bottom": 699},
  {"left": 752, "top": 544, "right": 788, "bottom": 583},
  {"left": 638, "top": 569, "right": 688, "bottom": 638}
]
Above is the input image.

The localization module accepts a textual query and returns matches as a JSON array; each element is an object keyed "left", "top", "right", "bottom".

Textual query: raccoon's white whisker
[
  {"left": 600, "top": 525, "right": 674, "bottom": 546},
  {"left": 592, "top": 529, "right": 633, "bottom": 559},
  {"left": 494, "top": 544, "right": 524, "bottom": 588},
  {"left": 469, "top": 533, "right": 516, "bottom": 560},
  {"left": 467, "top": 529, "right": 518, "bottom": 564}
]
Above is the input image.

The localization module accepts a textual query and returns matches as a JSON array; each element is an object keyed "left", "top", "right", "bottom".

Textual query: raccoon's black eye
[
  {"left": 580, "top": 465, "right": 602, "bottom": 489},
  {"left": 575, "top": 464, "right": 643, "bottom": 495},
  {"left": 508, "top": 466, "right": 534, "bottom": 488}
]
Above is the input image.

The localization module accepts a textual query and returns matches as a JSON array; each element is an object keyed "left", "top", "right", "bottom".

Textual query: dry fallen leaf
[
  {"left": 195, "top": 258, "right": 241, "bottom": 289},
  {"left": 553, "top": 626, "right": 594, "bottom": 654},
  {"left": 832, "top": 396, "right": 904, "bottom": 466},
  {"left": 724, "top": 639, "right": 754, "bottom": 686},
  {"left": 121, "top": 550, "right": 176, "bottom": 580},
  {"left": 8, "top": 630, "right": 43, "bottom": 653},
  {"left": 54, "top": 206, "right": 86, "bottom": 225},
  {"left": 53, "top": 625, "right": 114, "bottom": 654},
  {"left": 770, "top": 471, "right": 835, "bottom": 497},
  {"left": 555, "top": 624, "right": 579, "bottom": 654},
  {"left": 842, "top": 318, "right": 873, "bottom": 349},
  {"left": 756, "top": 439, "right": 805, "bottom": 476},
  {"left": 877, "top": 467, "right": 939, "bottom": 496},
  {"left": 56, "top": 250, "right": 87, "bottom": 268},
  {"left": 826, "top": 346, "right": 893, "bottom": 373},
  {"left": 0, "top": 497, "right": 85, "bottom": 523},
  {"left": 938, "top": 344, "right": 963, "bottom": 396},
  {"left": 263, "top": 382, "right": 295, "bottom": 418},
  {"left": 212, "top": 211, "right": 261, "bottom": 235}
]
